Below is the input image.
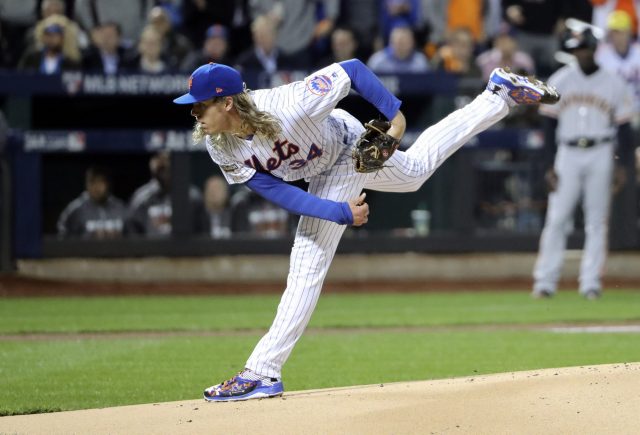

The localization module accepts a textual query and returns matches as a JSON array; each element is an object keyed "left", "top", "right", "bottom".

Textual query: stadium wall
[{"left": 15, "top": 252, "right": 640, "bottom": 283}]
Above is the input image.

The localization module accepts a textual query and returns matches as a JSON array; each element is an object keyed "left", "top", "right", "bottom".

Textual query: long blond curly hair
[
  {"left": 193, "top": 91, "right": 282, "bottom": 146},
  {"left": 34, "top": 14, "right": 81, "bottom": 62}
]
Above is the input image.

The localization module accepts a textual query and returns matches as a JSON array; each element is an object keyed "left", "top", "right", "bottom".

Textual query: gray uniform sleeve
[{"left": 57, "top": 196, "right": 84, "bottom": 237}]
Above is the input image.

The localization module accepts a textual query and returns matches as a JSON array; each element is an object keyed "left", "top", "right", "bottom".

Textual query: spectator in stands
[
  {"left": 40, "top": 0, "right": 64, "bottom": 17},
  {"left": 37, "top": 0, "right": 88, "bottom": 47},
  {"left": 431, "top": 27, "right": 481, "bottom": 77},
  {"left": 335, "top": 0, "right": 379, "bottom": 59},
  {"left": 595, "top": 9, "right": 640, "bottom": 248},
  {"left": 380, "top": 0, "right": 421, "bottom": 43},
  {"left": 596, "top": 10, "right": 640, "bottom": 115},
  {"left": 423, "top": 0, "right": 505, "bottom": 64},
  {"left": 203, "top": 175, "right": 232, "bottom": 239},
  {"left": 74, "top": 0, "right": 153, "bottom": 47},
  {"left": 127, "top": 151, "right": 209, "bottom": 237},
  {"left": 425, "top": 26, "right": 484, "bottom": 121},
  {"left": 503, "top": 0, "right": 563, "bottom": 76},
  {"left": 424, "top": 0, "right": 503, "bottom": 48},
  {"left": 124, "top": 26, "right": 168, "bottom": 73},
  {"left": 21, "top": 1, "right": 89, "bottom": 67},
  {"left": 57, "top": 166, "right": 127, "bottom": 239},
  {"left": 367, "top": 24, "right": 430, "bottom": 73},
  {"left": 18, "top": 17, "right": 81, "bottom": 73},
  {"left": 231, "top": 188, "right": 291, "bottom": 238},
  {"left": 592, "top": 0, "right": 638, "bottom": 37},
  {"left": 476, "top": 24, "right": 535, "bottom": 80},
  {"left": 146, "top": 6, "right": 192, "bottom": 70},
  {"left": 27, "top": 10, "right": 84, "bottom": 60},
  {"left": 83, "top": 22, "right": 128, "bottom": 74},
  {"left": 0, "top": 0, "right": 38, "bottom": 67},
  {"left": 154, "top": 1, "right": 182, "bottom": 28},
  {"left": 315, "top": 26, "right": 360, "bottom": 68},
  {"left": 181, "top": 0, "right": 252, "bottom": 56},
  {"left": 181, "top": 0, "right": 219, "bottom": 47},
  {"left": 331, "top": 27, "right": 360, "bottom": 62},
  {"left": 181, "top": 24, "right": 233, "bottom": 72},
  {"left": 249, "top": 0, "right": 339, "bottom": 70},
  {"left": 235, "top": 15, "right": 287, "bottom": 74}
]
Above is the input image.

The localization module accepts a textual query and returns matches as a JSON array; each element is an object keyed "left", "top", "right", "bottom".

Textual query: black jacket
[
  {"left": 81, "top": 45, "right": 130, "bottom": 73},
  {"left": 18, "top": 49, "right": 81, "bottom": 72}
]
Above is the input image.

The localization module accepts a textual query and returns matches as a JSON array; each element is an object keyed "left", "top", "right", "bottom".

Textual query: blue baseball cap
[
  {"left": 173, "top": 63, "right": 244, "bottom": 104},
  {"left": 206, "top": 24, "right": 228, "bottom": 40},
  {"left": 44, "top": 23, "right": 64, "bottom": 34}
]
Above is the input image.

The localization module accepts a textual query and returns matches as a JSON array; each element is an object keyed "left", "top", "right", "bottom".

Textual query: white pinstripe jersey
[
  {"left": 539, "top": 64, "right": 634, "bottom": 143},
  {"left": 205, "top": 63, "right": 353, "bottom": 184}
]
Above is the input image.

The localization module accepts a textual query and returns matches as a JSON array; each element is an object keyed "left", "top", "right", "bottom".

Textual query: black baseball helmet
[{"left": 561, "top": 27, "right": 599, "bottom": 52}]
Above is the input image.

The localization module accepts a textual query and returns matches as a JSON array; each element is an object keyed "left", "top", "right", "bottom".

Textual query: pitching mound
[{"left": 2, "top": 363, "right": 639, "bottom": 434}]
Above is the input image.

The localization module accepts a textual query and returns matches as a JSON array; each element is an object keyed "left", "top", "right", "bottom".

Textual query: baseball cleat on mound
[{"left": 204, "top": 371, "right": 284, "bottom": 402}]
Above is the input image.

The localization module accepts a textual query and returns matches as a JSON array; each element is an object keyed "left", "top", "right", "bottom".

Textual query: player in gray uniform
[
  {"left": 532, "top": 28, "right": 635, "bottom": 300},
  {"left": 127, "top": 152, "right": 209, "bottom": 236},
  {"left": 173, "top": 60, "right": 559, "bottom": 401},
  {"left": 57, "top": 166, "right": 127, "bottom": 239}
]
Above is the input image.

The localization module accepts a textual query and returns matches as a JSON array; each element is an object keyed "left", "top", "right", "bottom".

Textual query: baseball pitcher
[{"left": 174, "top": 59, "right": 559, "bottom": 401}]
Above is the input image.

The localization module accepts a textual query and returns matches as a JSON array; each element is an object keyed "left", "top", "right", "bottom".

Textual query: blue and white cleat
[
  {"left": 487, "top": 67, "right": 560, "bottom": 106},
  {"left": 204, "top": 371, "right": 284, "bottom": 402}
]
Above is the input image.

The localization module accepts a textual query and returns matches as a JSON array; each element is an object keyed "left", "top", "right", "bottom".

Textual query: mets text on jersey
[{"left": 244, "top": 140, "right": 323, "bottom": 172}]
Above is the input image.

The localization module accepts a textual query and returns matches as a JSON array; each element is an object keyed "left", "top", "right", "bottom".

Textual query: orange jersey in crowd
[{"left": 447, "top": 0, "right": 484, "bottom": 41}]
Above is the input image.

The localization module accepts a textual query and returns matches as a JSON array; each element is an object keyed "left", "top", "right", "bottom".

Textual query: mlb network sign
[{"left": 62, "top": 72, "right": 189, "bottom": 95}]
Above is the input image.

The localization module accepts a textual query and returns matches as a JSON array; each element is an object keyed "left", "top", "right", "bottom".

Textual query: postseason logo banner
[{"left": 21, "top": 130, "right": 201, "bottom": 153}]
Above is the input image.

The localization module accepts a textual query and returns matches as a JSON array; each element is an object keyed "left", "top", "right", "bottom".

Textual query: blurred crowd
[
  {"left": 0, "top": 0, "right": 637, "bottom": 80},
  {"left": 3, "top": 0, "right": 640, "bottom": 240}
]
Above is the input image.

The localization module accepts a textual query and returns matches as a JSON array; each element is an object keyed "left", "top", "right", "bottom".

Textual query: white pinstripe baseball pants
[{"left": 246, "top": 91, "right": 509, "bottom": 378}]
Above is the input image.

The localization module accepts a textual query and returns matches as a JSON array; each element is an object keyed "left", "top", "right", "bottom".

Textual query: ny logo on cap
[
  {"left": 188, "top": 76, "right": 193, "bottom": 90},
  {"left": 216, "top": 87, "right": 223, "bottom": 93}
]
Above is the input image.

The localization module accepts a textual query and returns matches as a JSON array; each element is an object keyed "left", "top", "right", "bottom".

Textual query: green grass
[
  {"left": 1, "top": 290, "right": 639, "bottom": 334},
  {"left": 1, "top": 289, "right": 639, "bottom": 415}
]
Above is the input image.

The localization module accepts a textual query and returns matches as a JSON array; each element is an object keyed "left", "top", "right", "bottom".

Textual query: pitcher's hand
[
  {"left": 387, "top": 110, "right": 406, "bottom": 141},
  {"left": 348, "top": 192, "right": 369, "bottom": 226}
]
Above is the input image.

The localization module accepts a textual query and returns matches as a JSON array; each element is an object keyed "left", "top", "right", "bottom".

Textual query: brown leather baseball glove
[{"left": 352, "top": 119, "right": 400, "bottom": 173}]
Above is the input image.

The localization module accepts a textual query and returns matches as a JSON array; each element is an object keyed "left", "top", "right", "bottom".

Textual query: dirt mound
[{"left": 2, "top": 363, "right": 639, "bottom": 434}]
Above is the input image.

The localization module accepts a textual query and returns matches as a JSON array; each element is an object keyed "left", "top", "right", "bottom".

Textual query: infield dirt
[{"left": 2, "top": 363, "right": 639, "bottom": 434}]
